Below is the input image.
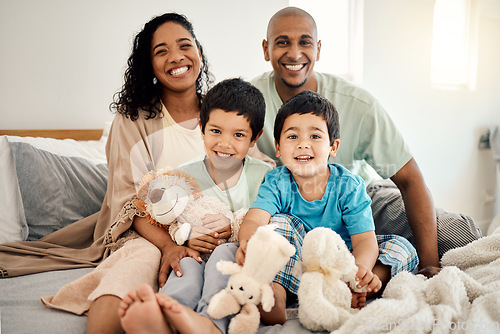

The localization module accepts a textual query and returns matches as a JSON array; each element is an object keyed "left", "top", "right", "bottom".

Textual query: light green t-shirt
[
  {"left": 251, "top": 71, "right": 412, "bottom": 182},
  {"left": 178, "top": 155, "right": 272, "bottom": 212}
]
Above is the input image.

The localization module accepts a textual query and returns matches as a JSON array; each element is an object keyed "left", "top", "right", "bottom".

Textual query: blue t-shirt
[{"left": 251, "top": 163, "right": 374, "bottom": 248}]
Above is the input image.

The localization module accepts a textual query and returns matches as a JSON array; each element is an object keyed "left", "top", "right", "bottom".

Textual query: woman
[
  {"left": 1, "top": 13, "right": 258, "bottom": 334},
  {"left": 82, "top": 13, "right": 226, "bottom": 333}
]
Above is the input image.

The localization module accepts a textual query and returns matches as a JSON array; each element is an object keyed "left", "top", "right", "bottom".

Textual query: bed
[
  {"left": 0, "top": 128, "right": 308, "bottom": 334},
  {"left": 0, "top": 129, "right": 106, "bottom": 334},
  {"left": 1, "top": 129, "right": 499, "bottom": 334}
]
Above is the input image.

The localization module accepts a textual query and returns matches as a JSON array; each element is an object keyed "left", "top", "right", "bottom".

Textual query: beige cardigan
[{"left": 0, "top": 112, "right": 164, "bottom": 278}]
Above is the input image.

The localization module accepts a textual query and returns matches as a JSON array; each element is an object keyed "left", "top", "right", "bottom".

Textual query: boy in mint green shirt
[{"left": 119, "top": 78, "right": 272, "bottom": 334}]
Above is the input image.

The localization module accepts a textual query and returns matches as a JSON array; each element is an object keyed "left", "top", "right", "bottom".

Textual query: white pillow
[
  {"left": 0, "top": 132, "right": 108, "bottom": 243},
  {"left": 0, "top": 136, "right": 25, "bottom": 243}
]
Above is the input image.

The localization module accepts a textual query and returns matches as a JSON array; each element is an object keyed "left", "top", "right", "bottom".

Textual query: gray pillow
[{"left": 10, "top": 142, "right": 108, "bottom": 241}]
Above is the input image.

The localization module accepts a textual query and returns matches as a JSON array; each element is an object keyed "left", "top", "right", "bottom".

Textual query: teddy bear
[
  {"left": 135, "top": 167, "right": 246, "bottom": 258},
  {"left": 297, "top": 227, "right": 366, "bottom": 332},
  {"left": 207, "top": 225, "right": 296, "bottom": 334}
]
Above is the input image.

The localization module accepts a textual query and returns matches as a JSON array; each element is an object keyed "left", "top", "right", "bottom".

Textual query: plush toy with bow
[
  {"left": 297, "top": 227, "right": 366, "bottom": 332},
  {"left": 207, "top": 225, "right": 296, "bottom": 334},
  {"left": 135, "top": 168, "right": 246, "bottom": 258}
]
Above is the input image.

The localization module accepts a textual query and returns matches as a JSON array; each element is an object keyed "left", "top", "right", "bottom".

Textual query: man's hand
[
  {"left": 158, "top": 244, "right": 202, "bottom": 288},
  {"left": 391, "top": 158, "right": 440, "bottom": 269},
  {"left": 417, "top": 265, "right": 441, "bottom": 278}
]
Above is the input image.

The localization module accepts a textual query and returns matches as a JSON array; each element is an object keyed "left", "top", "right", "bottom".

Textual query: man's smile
[{"left": 283, "top": 64, "right": 306, "bottom": 71}]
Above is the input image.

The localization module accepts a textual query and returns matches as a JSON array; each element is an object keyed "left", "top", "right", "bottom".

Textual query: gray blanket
[{"left": 1, "top": 268, "right": 91, "bottom": 333}]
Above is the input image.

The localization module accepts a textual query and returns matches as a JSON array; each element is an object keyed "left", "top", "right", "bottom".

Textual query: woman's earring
[{"left": 153, "top": 77, "right": 158, "bottom": 85}]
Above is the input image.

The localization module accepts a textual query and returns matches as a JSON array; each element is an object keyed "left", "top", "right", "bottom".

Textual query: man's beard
[{"left": 281, "top": 77, "right": 307, "bottom": 89}]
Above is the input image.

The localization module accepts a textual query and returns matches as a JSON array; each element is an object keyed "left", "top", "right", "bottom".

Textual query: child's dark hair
[
  {"left": 274, "top": 90, "right": 340, "bottom": 145},
  {"left": 200, "top": 78, "right": 265, "bottom": 141}
]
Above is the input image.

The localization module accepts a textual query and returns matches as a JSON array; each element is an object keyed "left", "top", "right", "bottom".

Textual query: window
[
  {"left": 431, "top": 0, "right": 478, "bottom": 90},
  {"left": 289, "top": 0, "right": 364, "bottom": 82}
]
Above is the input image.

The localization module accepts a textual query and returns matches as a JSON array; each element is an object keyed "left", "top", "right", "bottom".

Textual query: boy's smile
[
  {"left": 276, "top": 113, "right": 339, "bottom": 180},
  {"left": 295, "top": 154, "right": 314, "bottom": 162}
]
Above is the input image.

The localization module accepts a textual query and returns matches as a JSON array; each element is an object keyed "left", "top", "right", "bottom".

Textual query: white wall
[
  {"left": 1, "top": 0, "right": 499, "bottom": 232},
  {"left": 0, "top": 0, "right": 286, "bottom": 129},
  {"left": 360, "top": 0, "right": 500, "bottom": 232}
]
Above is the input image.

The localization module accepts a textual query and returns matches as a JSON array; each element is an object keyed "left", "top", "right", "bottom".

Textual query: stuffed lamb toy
[
  {"left": 298, "top": 227, "right": 366, "bottom": 332},
  {"left": 207, "top": 225, "right": 296, "bottom": 334},
  {"left": 135, "top": 168, "right": 246, "bottom": 258}
]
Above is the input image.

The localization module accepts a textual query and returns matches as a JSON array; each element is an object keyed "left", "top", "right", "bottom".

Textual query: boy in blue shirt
[{"left": 236, "top": 90, "right": 418, "bottom": 325}]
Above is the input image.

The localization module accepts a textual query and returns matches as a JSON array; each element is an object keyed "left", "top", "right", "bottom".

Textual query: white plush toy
[
  {"left": 298, "top": 227, "right": 365, "bottom": 332},
  {"left": 135, "top": 168, "right": 246, "bottom": 258},
  {"left": 207, "top": 225, "right": 296, "bottom": 334}
]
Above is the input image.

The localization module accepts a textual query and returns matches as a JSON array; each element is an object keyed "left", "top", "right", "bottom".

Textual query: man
[{"left": 251, "top": 7, "right": 481, "bottom": 277}]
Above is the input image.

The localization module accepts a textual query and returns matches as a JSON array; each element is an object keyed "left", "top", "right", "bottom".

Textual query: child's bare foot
[
  {"left": 119, "top": 284, "right": 173, "bottom": 334},
  {"left": 156, "top": 293, "right": 222, "bottom": 334},
  {"left": 351, "top": 291, "right": 367, "bottom": 309}
]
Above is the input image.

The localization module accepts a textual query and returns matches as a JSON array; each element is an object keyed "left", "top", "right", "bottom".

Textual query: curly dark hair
[{"left": 110, "top": 13, "right": 214, "bottom": 120}]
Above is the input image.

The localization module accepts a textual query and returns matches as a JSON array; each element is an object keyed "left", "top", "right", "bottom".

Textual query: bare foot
[
  {"left": 351, "top": 291, "right": 367, "bottom": 309},
  {"left": 156, "top": 293, "right": 221, "bottom": 334},
  {"left": 119, "top": 284, "right": 173, "bottom": 334}
]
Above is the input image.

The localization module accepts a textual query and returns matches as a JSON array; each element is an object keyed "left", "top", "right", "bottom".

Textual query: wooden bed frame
[{"left": 0, "top": 129, "right": 103, "bottom": 141}]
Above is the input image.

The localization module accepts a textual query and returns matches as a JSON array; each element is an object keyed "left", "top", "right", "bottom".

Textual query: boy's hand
[
  {"left": 355, "top": 263, "right": 382, "bottom": 293},
  {"left": 234, "top": 208, "right": 271, "bottom": 266},
  {"left": 186, "top": 214, "right": 231, "bottom": 253},
  {"left": 235, "top": 239, "right": 248, "bottom": 266},
  {"left": 202, "top": 213, "right": 232, "bottom": 239}
]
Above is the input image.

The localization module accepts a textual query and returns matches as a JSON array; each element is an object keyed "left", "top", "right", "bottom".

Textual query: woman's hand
[
  {"left": 355, "top": 263, "right": 382, "bottom": 293},
  {"left": 186, "top": 213, "right": 231, "bottom": 253},
  {"left": 158, "top": 243, "right": 202, "bottom": 288}
]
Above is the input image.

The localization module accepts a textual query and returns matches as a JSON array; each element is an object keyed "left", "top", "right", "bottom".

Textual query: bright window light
[
  {"left": 431, "top": 0, "right": 478, "bottom": 90},
  {"left": 289, "top": 0, "right": 364, "bottom": 83}
]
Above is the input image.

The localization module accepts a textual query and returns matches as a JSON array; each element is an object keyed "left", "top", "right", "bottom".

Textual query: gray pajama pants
[
  {"left": 367, "top": 179, "right": 483, "bottom": 257},
  {"left": 159, "top": 242, "right": 237, "bottom": 334}
]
